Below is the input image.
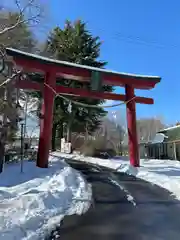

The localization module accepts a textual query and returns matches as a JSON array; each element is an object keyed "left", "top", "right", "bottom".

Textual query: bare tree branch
[
  {"left": 0, "top": 0, "right": 45, "bottom": 36},
  {"left": 0, "top": 0, "right": 49, "bottom": 170}
]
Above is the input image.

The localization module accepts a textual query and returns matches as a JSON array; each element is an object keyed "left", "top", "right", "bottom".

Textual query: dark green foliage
[
  {"left": 39, "top": 20, "right": 114, "bottom": 149},
  {"left": 44, "top": 20, "right": 106, "bottom": 67}
]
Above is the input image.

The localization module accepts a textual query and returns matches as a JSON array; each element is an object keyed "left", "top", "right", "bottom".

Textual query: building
[{"left": 145, "top": 125, "right": 180, "bottom": 160}]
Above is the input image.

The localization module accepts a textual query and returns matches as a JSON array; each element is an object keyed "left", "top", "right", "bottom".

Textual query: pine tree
[{"left": 42, "top": 20, "right": 113, "bottom": 150}]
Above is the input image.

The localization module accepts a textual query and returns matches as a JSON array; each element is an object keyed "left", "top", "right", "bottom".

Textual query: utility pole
[
  {"left": 20, "top": 123, "right": 24, "bottom": 173},
  {"left": 23, "top": 93, "right": 28, "bottom": 140}
]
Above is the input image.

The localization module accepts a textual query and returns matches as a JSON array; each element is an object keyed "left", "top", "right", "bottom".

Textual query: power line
[
  {"left": 114, "top": 32, "right": 180, "bottom": 50},
  {"left": 93, "top": 25, "right": 180, "bottom": 50}
]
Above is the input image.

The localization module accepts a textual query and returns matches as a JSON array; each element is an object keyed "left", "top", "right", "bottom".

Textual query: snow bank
[
  {"left": 0, "top": 156, "right": 92, "bottom": 240},
  {"left": 136, "top": 159, "right": 180, "bottom": 200},
  {"left": 52, "top": 152, "right": 180, "bottom": 201}
]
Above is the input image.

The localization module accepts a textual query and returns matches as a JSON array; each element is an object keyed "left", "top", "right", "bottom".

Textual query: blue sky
[
  {"left": 46, "top": 0, "right": 180, "bottom": 124},
  {"left": 5, "top": 0, "right": 180, "bottom": 125}
]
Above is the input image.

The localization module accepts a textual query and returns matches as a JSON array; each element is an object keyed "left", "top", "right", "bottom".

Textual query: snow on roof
[
  {"left": 6, "top": 48, "right": 161, "bottom": 81},
  {"left": 158, "top": 125, "right": 180, "bottom": 133},
  {"left": 151, "top": 133, "right": 168, "bottom": 143}
]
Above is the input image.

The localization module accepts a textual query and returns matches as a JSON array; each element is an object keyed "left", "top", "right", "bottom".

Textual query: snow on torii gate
[{"left": 6, "top": 48, "right": 161, "bottom": 168}]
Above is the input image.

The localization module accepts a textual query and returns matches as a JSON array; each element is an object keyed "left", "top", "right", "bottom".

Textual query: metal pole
[
  {"left": 0, "top": 87, "right": 8, "bottom": 173},
  {"left": 20, "top": 123, "right": 24, "bottom": 173},
  {"left": 24, "top": 93, "right": 28, "bottom": 139}
]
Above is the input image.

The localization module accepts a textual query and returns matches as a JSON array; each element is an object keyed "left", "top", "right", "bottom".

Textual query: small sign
[
  {"left": 90, "top": 71, "right": 102, "bottom": 91},
  {"left": 61, "top": 139, "right": 71, "bottom": 153},
  {"left": 61, "top": 138, "right": 65, "bottom": 153},
  {"left": 64, "top": 142, "right": 71, "bottom": 153}
]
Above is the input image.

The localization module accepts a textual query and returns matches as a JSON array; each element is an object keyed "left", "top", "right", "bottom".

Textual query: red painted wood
[
  {"left": 37, "top": 102, "right": 45, "bottom": 166},
  {"left": 125, "top": 84, "right": 139, "bottom": 167},
  {"left": 14, "top": 57, "right": 159, "bottom": 89},
  {"left": 12, "top": 55, "right": 159, "bottom": 169},
  {"left": 16, "top": 80, "right": 154, "bottom": 104},
  {"left": 36, "top": 72, "right": 56, "bottom": 168},
  {"left": 16, "top": 80, "right": 43, "bottom": 91},
  {"left": 135, "top": 96, "right": 153, "bottom": 105},
  {"left": 56, "top": 85, "right": 154, "bottom": 104}
]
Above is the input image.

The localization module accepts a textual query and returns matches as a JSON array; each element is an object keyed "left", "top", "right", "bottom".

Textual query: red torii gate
[{"left": 6, "top": 48, "right": 161, "bottom": 168}]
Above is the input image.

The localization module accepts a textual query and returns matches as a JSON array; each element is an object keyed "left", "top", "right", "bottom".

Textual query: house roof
[
  {"left": 158, "top": 125, "right": 180, "bottom": 133},
  {"left": 158, "top": 125, "right": 180, "bottom": 142}
]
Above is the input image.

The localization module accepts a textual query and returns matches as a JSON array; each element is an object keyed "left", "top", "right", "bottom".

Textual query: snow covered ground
[
  {"left": 52, "top": 152, "right": 180, "bottom": 201},
  {"left": 0, "top": 156, "right": 92, "bottom": 240},
  {"left": 1, "top": 151, "right": 180, "bottom": 240}
]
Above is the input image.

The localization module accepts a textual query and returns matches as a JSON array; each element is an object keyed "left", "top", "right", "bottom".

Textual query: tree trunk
[
  {"left": 57, "top": 125, "right": 63, "bottom": 139},
  {"left": 0, "top": 86, "right": 8, "bottom": 173},
  {"left": 0, "top": 124, "right": 7, "bottom": 173},
  {"left": 66, "top": 120, "right": 72, "bottom": 143},
  {"left": 51, "top": 123, "right": 57, "bottom": 151},
  {"left": 57, "top": 125, "right": 63, "bottom": 150},
  {"left": 66, "top": 110, "right": 76, "bottom": 143},
  {"left": 0, "top": 141, "right": 5, "bottom": 173}
]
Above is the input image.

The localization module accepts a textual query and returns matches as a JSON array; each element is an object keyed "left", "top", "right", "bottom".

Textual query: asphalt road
[{"left": 49, "top": 159, "right": 180, "bottom": 240}]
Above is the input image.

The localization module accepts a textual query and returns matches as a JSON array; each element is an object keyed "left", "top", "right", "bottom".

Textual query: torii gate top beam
[{"left": 6, "top": 48, "right": 161, "bottom": 90}]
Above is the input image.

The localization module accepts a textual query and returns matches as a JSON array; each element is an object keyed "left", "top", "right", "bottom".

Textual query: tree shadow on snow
[{"left": 144, "top": 166, "right": 180, "bottom": 177}]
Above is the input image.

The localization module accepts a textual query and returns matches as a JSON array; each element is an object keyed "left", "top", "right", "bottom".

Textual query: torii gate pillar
[
  {"left": 125, "top": 84, "right": 139, "bottom": 167},
  {"left": 37, "top": 72, "right": 56, "bottom": 168}
]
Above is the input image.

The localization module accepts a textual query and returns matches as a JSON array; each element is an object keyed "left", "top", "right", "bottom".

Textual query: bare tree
[
  {"left": 137, "top": 117, "right": 165, "bottom": 143},
  {"left": 0, "top": 0, "right": 47, "bottom": 172},
  {"left": 94, "top": 117, "right": 126, "bottom": 154},
  {"left": 0, "top": 0, "right": 46, "bottom": 35}
]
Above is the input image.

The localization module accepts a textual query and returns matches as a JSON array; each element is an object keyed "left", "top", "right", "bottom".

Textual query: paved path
[{"left": 53, "top": 160, "right": 180, "bottom": 240}]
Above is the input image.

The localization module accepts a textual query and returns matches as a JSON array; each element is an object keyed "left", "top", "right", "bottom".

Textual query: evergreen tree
[{"left": 42, "top": 20, "right": 113, "bottom": 150}]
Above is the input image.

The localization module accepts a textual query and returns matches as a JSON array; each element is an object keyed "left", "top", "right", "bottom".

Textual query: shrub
[{"left": 80, "top": 139, "right": 116, "bottom": 158}]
